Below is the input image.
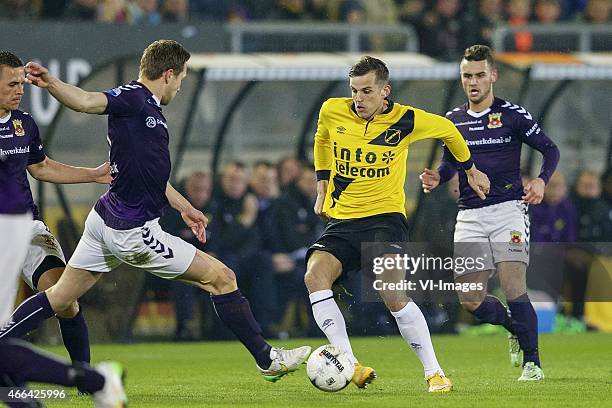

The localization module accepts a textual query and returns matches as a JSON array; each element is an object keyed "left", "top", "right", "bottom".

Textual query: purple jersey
[
  {"left": 440, "top": 97, "right": 560, "bottom": 210},
  {"left": 95, "top": 81, "right": 171, "bottom": 229},
  {"left": 0, "top": 110, "right": 46, "bottom": 216}
]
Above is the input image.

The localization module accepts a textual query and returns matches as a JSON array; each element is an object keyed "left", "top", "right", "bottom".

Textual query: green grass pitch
[{"left": 40, "top": 332, "right": 612, "bottom": 407}]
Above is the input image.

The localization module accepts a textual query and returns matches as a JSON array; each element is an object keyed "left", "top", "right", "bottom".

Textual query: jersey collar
[{"left": 0, "top": 112, "right": 11, "bottom": 123}]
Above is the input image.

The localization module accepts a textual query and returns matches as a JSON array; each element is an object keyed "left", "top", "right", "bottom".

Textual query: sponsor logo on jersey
[
  {"left": 13, "top": 119, "right": 25, "bottom": 136},
  {"left": 510, "top": 230, "right": 522, "bottom": 245},
  {"left": 336, "top": 126, "right": 346, "bottom": 134},
  {"left": 487, "top": 112, "right": 502, "bottom": 129},
  {"left": 145, "top": 116, "right": 167, "bottom": 129}
]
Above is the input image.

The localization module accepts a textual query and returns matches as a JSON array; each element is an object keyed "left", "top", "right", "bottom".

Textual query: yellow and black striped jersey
[{"left": 314, "top": 97, "right": 472, "bottom": 219}]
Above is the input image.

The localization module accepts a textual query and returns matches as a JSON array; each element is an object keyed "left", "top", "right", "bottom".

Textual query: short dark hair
[
  {"left": 0, "top": 51, "right": 23, "bottom": 70},
  {"left": 139, "top": 40, "right": 190, "bottom": 80},
  {"left": 349, "top": 56, "right": 389, "bottom": 84},
  {"left": 462, "top": 45, "right": 496, "bottom": 69}
]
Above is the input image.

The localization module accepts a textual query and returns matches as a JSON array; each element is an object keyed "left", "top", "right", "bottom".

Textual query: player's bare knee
[
  {"left": 304, "top": 269, "right": 331, "bottom": 292},
  {"left": 56, "top": 301, "right": 79, "bottom": 319},
  {"left": 209, "top": 266, "right": 237, "bottom": 294},
  {"left": 45, "top": 287, "right": 76, "bottom": 315}
]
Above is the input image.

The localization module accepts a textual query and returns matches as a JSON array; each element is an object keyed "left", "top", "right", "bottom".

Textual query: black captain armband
[
  {"left": 459, "top": 157, "right": 474, "bottom": 171},
  {"left": 316, "top": 170, "right": 331, "bottom": 181}
]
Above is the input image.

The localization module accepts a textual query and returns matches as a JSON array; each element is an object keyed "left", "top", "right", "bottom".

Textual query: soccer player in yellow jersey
[{"left": 304, "top": 56, "right": 490, "bottom": 392}]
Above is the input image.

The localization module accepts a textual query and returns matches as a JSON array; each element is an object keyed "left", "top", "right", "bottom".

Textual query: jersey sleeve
[
  {"left": 515, "top": 111, "right": 560, "bottom": 184},
  {"left": 26, "top": 117, "right": 46, "bottom": 165},
  {"left": 103, "top": 86, "right": 146, "bottom": 117},
  {"left": 313, "top": 100, "right": 332, "bottom": 181},
  {"left": 437, "top": 143, "right": 458, "bottom": 184},
  {"left": 409, "top": 109, "right": 473, "bottom": 169}
]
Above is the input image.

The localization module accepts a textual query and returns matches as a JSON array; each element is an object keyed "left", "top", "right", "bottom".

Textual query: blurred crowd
[{"left": 1, "top": 0, "right": 610, "bottom": 57}]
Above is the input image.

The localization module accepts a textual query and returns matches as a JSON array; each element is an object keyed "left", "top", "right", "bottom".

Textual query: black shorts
[{"left": 306, "top": 212, "right": 410, "bottom": 274}]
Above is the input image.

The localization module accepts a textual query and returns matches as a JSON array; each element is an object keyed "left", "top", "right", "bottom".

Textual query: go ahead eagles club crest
[
  {"left": 13, "top": 119, "right": 25, "bottom": 136},
  {"left": 487, "top": 112, "right": 502, "bottom": 129}
]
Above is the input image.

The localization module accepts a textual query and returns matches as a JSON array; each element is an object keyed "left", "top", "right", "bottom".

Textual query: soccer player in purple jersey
[
  {"left": 420, "top": 45, "right": 559, "bottom": 381},
  {"left": 1, "top": 40, "right": 310, "bottom": 381},
  {"left": 1, "top": 153, "right": 126, "bottom": 408},
  {"left": 0, "top": 51, "right": 111, "bottom": 365}
]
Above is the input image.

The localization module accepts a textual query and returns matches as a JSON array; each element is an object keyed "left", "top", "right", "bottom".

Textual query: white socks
[
  {"left": 309, "top": 289, "right": 357, "bottom": 365},
  {"left": 391, "top": 302, "right": 443, "bottom": 378}
]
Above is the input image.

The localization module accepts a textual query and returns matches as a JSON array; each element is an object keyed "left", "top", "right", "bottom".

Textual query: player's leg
[
  {"left": 35, "top": 267, "right": 91, "bottom": 364},
  {"left": 177, "top": 250, "right": 310, "bottom": 380},
  {"left": 0, "top": 213, "right": 32, "bottom": 324},
  {"left": 375, "top": 256, "right": 449, "bottom": 386},
  {"left": 0, "top": 338, "right": 126, "bottom": 407},
  {"left": 454, "top": 206, "right": 515, "bottom": 333},
  {"left": 305, "top": 249, "right": 376, "bottom": 388},
  {"left": 18, "top": 221, "right": 92, "bottom": 364},
  {"left": 303, "top": 250, "right": 355, "bottom": 359},
  {"left": 498, "top": 261, "right": 543, "bottom": 380},
  {"left": 1, "top": 209, "right": 109, "bottom": 341}
]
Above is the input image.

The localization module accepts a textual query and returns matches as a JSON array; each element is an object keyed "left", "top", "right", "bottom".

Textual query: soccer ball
[{"left": 306, "top": 344, "right": 355, "bottom": 392}]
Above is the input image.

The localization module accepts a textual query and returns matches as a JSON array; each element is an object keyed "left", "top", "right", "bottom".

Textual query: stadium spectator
[
  {"left": 273, "top": 163, "right": 323, "bottom": 336},
  {"left": 559, "top": 0, "right": 588, "bottom": 20},
  {"left": 417, "top": 0, "right": 466, "bottom": 60},
  {"left": 565, "top": 169, "right": 612, "bottom": 320},
  {"left": 249, "top": 161, "right": 280, "bottom": 254},
  {"left": 580, "top": 0, "right": 611, "bottom": 23},
  {"left": 161, "top": 0, "right": 188, "bottom": 22},
  {"left": 277, "top": 156, "right": 302, "bottom": 192},
  {"left": 533, "top": 0, "right": 562, "bottom": 24},
  {"left": 603, "top": 167, "right": 612, "bottom": 205},
  {"left": 0, "top": 0, "right": 38, "bottom": 19},
  {"left": 269, "top": 0, "right": 309, "bottom": 19},
  {"left": 572, "top": 170, "right": 612, "bottom": 242},
  {"left": 507, "top": 0, "right": 535, "bottom": 52},
  {"left": 39, "top": 0, "right": 70, "bottom": 18},
  {"left": 530, "top": 171, "right": 577, "bottom": 242},
  {"left": 464, "top": 0, "right": 505, "bottom": 47},
  {"left": 398, "top": 0, "right": 426, "bottom": 26},
  {"left": 159, "top": 171, "right": 219, "bottom": 341},
  {"left": 99, "top": 0, "right": 129, "bottom": 23},
  {"left": 63, "top": 0, "right": 98, "bottom": 20},
  {"left": 127, "top": 0, "right": 161, "bottom": 24},
  {"left": 359, "top": 0, "right": 399, "bottom": 50},
  {"left": 213, "top": 161, "right": 278, "bottom": 335}
]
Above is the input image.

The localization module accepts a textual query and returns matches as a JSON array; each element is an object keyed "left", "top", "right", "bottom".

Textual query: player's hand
[
  {"left": 92, "top": 162, "right": 112, "bottom": 184},
  {"left": 314, "top": 193, "right": 329, "bottom": 221},
  {"left": 181, "top": 207, "right": 208, "bottom": 243},
  {"left": 314, "top": 180, "right": 329, "bottom": 220},
  {"left": 522, "top": 177, "right": 545, "bottom": 204},
  {"left": 24, "top": 62, "right": 51, "bottom": 88},
  {"left": 465, "top": 165, "right": 490, "bottom": 200},
  {"left": 419, "top": 168, "right": 440, "bottom": 193}
]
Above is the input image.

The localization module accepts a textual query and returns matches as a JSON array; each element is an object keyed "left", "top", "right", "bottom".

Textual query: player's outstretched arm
[
  {"left": 27, "top": 158, "right": 112, "bottom": 184},
  {"left": 166, "top": 182, "right": 208, "bottom": 243},
  {"left": 25, "top": 61, "right": 107, "bottom": 114}
]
